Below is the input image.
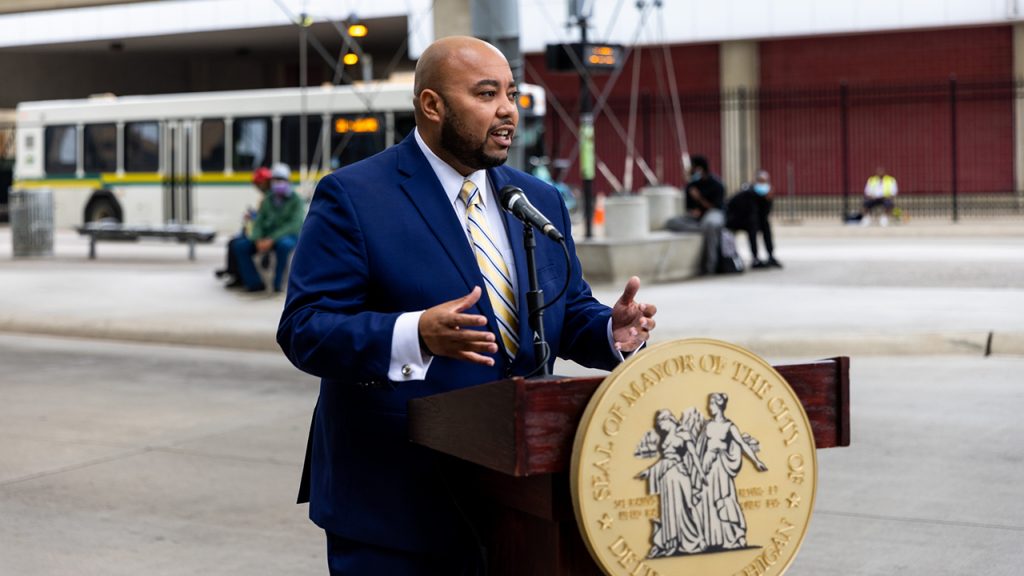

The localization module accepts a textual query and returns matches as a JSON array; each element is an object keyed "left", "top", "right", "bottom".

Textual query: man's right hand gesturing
[{"left": 418, "top": 286, "right": 499, "bottom": 366}]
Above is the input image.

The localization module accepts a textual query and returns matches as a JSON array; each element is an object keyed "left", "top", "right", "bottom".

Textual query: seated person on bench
[{"left": 231, "top": 163, "right": 306, "bottom": 293}]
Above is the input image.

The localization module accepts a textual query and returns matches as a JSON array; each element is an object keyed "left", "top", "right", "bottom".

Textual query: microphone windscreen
[{"left": 498, "top": 185, "right": 522, "bottom": 210}]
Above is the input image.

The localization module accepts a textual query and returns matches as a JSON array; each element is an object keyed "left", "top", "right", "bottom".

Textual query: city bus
[{"left": 13, "top": 81, "right": 546, "bottom": 233}]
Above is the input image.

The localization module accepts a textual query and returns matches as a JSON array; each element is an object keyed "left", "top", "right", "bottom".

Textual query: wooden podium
[{"left": 408, "top": 358, "right": 849, "bottom": 575}]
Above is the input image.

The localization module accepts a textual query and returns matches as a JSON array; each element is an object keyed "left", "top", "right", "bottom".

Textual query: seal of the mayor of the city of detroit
[{"left": 570, "top": 339, "right": 817, "bottom": 576}]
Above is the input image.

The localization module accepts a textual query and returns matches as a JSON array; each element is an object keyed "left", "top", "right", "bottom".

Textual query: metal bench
[{"left": 75, "top": 222, "right": 217, "bottom": 260}]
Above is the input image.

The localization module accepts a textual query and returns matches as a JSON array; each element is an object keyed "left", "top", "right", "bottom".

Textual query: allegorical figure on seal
[
  {"left": 635, "top": 392, "right": 768, "bottom": 558},
  {"left": 699, "top": 392, "right": 768, "bottom": 550},
  {"left": 635, "top": 409, "right": 708, "bottom": 556}
]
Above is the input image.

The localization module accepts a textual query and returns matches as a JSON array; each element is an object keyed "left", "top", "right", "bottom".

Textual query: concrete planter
[
  {"left": 640, "top": 186, "right": 683, "bottom": 230},
  {"left": 603, "top": 195, "right": 648, "bottom": 240},
  {"left": 575, "top": 232, "right": 703, "bottom": 284}
]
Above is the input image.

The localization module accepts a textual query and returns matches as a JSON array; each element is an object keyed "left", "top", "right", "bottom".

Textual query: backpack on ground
[{"left": 716, "top": 229, "right": 745, "bottom": 274}]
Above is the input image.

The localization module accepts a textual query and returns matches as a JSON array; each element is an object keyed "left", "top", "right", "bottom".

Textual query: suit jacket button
[{"left": 401, "top": 364, "right": 413, "bottom": 377}]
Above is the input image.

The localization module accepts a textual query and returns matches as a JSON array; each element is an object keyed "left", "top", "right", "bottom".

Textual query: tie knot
[{"left": 460, "top": 180, "right": 480, "bottom": 208}]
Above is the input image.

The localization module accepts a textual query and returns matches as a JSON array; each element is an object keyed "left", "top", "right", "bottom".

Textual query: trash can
[{"left": 10, "top": 188, "right": 54, "bottom": 258}]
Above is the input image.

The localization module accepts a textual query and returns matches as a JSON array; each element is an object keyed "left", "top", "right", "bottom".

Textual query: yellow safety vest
[{"left": 867, "top": 175, "right": 897, "bottom": 197}]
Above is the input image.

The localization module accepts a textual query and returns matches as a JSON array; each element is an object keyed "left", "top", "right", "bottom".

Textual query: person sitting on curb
[
  {"left": 231, "top": 163, "right": 306, "bottom": 293},
  {"left": 726, "top": 169, "right": 782, "bottom": 269}
]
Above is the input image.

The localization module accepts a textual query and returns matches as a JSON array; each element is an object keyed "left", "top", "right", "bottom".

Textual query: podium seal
[{"left": 570, "top": 339, "right": 817, "bottom": 576}]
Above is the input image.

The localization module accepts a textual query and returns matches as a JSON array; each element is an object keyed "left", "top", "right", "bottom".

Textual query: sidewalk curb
[
  {"left": 2, "top": 319, "right": 1021, "bottom": 358},
  {"left": 0, "top": 318, "right": 279, "bottom": 352},
  {"left": 729, "top": 331, "right": 1023, "bottom": 358}
]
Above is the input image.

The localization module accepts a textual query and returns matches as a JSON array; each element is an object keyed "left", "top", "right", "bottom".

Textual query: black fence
[
  {"left": 770, "top": 192, "right": 1024, "bottom": 222},
  {"left": 547, "top": 77, "right": 1024, "bottom": 221},
  {"left": 739, "top": 78, "right": 1022, "bottom": 221}
]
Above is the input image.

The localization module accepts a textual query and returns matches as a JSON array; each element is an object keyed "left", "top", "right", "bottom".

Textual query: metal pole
[
  {"left": 299, "top": 13, "right": 308, "bottom": 180},
  {"left": 361, "top": 53, "right": 373, "bottom": 83},
  {"left": 950, "top": 76, "right": 959, "bottom": 222},
  {"left": 579, "top": 19, "right": 596, "bottom": 239},
  {"left": 738, "top": 87, "right": 748, "bottom": 185},
  {"left": 787, "top": 161, "right": 796, "bottom": 222},
  {"left": 523, "top": 224, "right": 550, "bottom": 377},
  {"left": 839, "top": 83, "right": 850, "bottom": 221}
]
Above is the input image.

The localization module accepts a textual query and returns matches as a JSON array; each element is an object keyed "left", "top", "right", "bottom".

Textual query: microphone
[{"left": 498, "top": 185, "right": 564, "bottom": 242}]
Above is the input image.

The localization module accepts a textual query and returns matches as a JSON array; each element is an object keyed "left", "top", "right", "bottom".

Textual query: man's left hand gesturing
[{"left": 611, "top": 276, "right": 657, "bottom": 353}]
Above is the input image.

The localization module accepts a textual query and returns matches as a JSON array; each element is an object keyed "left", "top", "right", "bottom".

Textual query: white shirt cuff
[
  {"left": 388, "top": 311, "right": 433, "bottom": 381},
  {"left": 608, "top": 317, "right": 641, "bottom": 362}
]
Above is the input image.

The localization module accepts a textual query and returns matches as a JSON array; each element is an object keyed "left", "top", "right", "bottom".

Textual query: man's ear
[{"left": 419, "top": 89, "right": 443, "bottom": 123}]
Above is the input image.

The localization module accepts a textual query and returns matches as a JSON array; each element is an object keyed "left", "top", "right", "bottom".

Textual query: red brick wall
[
  {"left": 760, "top": 26, "right": 1013, "bottom": 87},
  {"left": 523, "top": 26, "right": 1015, "bottom": 198},
  {"left": 758, "top": 26, "right": 1014, "bottom": 197}
]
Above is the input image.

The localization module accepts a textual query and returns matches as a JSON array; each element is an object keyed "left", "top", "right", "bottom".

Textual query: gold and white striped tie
[{"left": 460, "top": 179, "right": 519, "bottom": 358}]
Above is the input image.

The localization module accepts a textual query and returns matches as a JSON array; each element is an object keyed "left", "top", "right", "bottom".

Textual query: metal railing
[{"left": 546, "top": 77, "right": 1024, "bottom": 221}]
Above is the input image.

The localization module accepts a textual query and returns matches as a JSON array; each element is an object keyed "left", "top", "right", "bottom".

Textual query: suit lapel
[{"left": 397, "top": 137, "right": 482, "bottom": 296}]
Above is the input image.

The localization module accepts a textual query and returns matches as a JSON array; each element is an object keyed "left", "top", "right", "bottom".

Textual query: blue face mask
[
  {"left": 270, "top": 180, "right": 291, "bottom": 198},
  {"left": 753, "top": 183, "right": 771, "bottom": 196}
]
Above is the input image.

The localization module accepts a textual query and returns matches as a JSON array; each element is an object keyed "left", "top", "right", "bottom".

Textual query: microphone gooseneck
[{"left": 498, "top": 185, "right": 564, "bottom": 242}]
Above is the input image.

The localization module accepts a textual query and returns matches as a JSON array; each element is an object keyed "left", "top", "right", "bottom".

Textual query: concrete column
[
  {"left": 1014, "top": 23, "right": 1024, "bottom": 205},
  {"left": 719, "top": 41, "right": 760, "bottom": 191},
  {"left": 433, "top": 0, "right": 472, "bottom": 40}
]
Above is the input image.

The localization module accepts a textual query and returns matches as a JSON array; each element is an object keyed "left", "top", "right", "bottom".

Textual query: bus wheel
[{"left": 84, "top": 192, "right": 123, "bottom": 223}]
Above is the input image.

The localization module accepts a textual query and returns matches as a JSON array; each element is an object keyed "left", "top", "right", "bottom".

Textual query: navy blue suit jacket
[{"left": 277, "top": 134, "right": 619, "bottom": 553}]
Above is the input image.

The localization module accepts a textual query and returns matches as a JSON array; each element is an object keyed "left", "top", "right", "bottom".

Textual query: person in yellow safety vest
[{"left": 861, "top": 166, "right": 898, "bottom": 226}]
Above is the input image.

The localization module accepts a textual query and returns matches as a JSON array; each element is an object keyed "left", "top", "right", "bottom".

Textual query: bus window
[
  {"left": 44, "top": 125, "right": 77, "bottom": 175},
  {"left": 394, "top": 112, "right": 416, "bottom": 144},
  {"left": 124, "top": 121, "right": 159, "bottom": 172},
  {"left": 280, "top": 115, "right": 324, "bottom": 172},
  {"left": 83, "top": 123, "right": 117, "bottom": 173},
  {"left": 232, "top": 117, "right": 270, "bottom": 171},
  {"left": 329, "top": 114, "right": 385, "bottom": 170},
  {"left": 200, "top": 119, "right": 225, "bottom": 172}
]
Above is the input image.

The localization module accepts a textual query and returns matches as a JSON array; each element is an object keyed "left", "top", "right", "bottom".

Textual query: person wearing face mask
[
  {"left": 665, "top": 155, "right": 727, "bottom": 275},
  {"left": 725, "top": 169, "right": 781, "bottom": 269},
  {"left": 215, "top": 166, "right": 272, "bottom": 288},
  {"left": 231, "top": 162, "right": 306, "bottom": 292}
]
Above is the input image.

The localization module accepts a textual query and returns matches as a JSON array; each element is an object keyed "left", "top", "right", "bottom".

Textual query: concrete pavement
[
  {"left": 0, "top": 333, "right": 324, "bottom": 576},
  {"left": 2, "top": 335, "right": 1022, "bottom": 575},
  {"left": 0, "top": 219, "right": 1022, "bottom": 358},
  {"left": 1, "top": 218, "right": 1023, "bottom": 576}
]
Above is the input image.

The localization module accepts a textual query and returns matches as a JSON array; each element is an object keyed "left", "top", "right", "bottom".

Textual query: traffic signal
[
  {"left": 517, "top": 92, "right": 534, "bottom": 111},
  {"left": 545, "top": 43, "right": 623, "bottom": 73}
]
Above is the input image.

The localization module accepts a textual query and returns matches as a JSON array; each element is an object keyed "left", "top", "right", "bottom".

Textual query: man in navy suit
[{"left": 277, "top": 36, "right": 657, "bottom": 575}]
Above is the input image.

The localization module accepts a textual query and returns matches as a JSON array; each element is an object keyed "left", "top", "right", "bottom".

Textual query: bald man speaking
[{"left": 278, "top": 36, "right": 656, "bottom": 574}]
